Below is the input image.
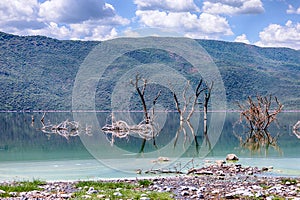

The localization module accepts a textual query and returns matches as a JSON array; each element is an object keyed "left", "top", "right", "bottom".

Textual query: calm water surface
[{"left": 0, "top": 111, "right": 299, "bottom": 181}]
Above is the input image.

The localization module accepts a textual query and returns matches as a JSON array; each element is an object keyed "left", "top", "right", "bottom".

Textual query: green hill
[{"left": 0, "top": 32, "right": 299, "bottom": 111}]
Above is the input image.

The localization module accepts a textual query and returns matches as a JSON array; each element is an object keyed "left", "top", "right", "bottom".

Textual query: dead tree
[
  {"left": 130, "top": 74, "right": 161, "bottom": 124},
  {"left": 203, "top": 81, "right": 213, "bottom": 135},
  {"left": 238, "top": 95, "right": 283, "bottom": 131},
  {"left": 130, "top": 74, "right": 161, "bottom": 153},
  {"left": 171, "top": 79, "right": 206, "bottom": 150}
]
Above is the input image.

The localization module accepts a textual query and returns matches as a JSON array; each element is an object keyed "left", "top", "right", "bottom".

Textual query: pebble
[
  {"left": 140, "top": 197, "right": 150, "bottom": 200},
  {"left": 113, "top": 191, "right": 123, "bottom": 196},
  {"left": 81, "top": 194, "right": 92, "bottom": 199},
  {"left": 97, "top": 194, "right": 106, "bottom": 198}
]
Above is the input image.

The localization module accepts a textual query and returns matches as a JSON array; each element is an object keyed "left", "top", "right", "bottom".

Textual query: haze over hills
[{"left": 0, "top": 31, "right": 299, "bottom": 111}]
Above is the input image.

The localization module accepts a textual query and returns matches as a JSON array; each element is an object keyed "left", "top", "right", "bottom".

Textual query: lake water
[{"left": 0, "top": 111, "right": 299, "bottom": 181}]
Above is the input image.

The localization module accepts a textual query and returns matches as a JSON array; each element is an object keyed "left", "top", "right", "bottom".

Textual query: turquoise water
[{"left": 0, "top": 112, "right": 299, "bottom": 181}]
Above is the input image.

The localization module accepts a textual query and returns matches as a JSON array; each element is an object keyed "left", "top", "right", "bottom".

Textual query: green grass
[
  {"left": 259, "top": 183, "right": 271, "bottom": 190},
  {"left": 0, "top": 179, "right": 46, "bottom": 198},
  {"left": 74, "top": 180, "right": 173, "bottom": 200},
  {"left": 281, "top": 178, "right": 297, "bottom": 185},
  {"left": 138, "top": 179, "right": 153, "bottom": 187}
]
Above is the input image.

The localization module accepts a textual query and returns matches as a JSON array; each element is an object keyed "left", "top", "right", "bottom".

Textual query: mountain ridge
[{"left": 0, "top": 31, "right": 299, "bottom": 111}]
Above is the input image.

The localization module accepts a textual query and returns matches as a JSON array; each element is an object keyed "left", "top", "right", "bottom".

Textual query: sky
[{"left": 0, "top": 0, "right": 299, "bottom": 49}]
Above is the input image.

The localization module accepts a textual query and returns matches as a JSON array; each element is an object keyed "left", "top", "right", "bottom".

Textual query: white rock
[
  {"left": 61, "top": 193, "right": 73, "bottom": 198},
  {"left": 140, "top": 197, "right": 150, "bottom": 200},
  {"left": 0, "top": 190, "right": 6, "bottom": 194},
  {"left": 195, "top": 170, "right": 213, "bottom": 175},
  {"left": 180, "top": 186, "right": 189, "bottom": 191},
  {"left": 226, "top": 154, "right": 239, "bottom": 161},
  {"left": 180, "top": 191, "right": 189, "bottom": 196},
  {"left": 113, "top": 191, "right": 123, "bottom": 196},
  {"left": 189, "top": 186, "right": 198, "bottom": 191},
  {"left": 9, "top": 192, "right": 17, "bottom": 197},
  {"left": 97, "top": 194, "right": 106, "bottom": 198},
  {"left": 255, "top": 191, "right": 264, "bottom": 198},
  {"left": 20, "top": 192, "right": 27, "bottom": 196},
  {"left": 81, "top": 195, "right": 92, "bottom": 199},
  {"left": 86, "top": 186, "right": 98, "bottom": 195},
  {"left": 215, "top": 160, "right": 226, "bottom": 166}
]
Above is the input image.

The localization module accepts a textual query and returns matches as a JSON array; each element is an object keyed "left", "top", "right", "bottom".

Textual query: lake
[{"left": 0, "top": 111, "right": 299, "bottom": 181}]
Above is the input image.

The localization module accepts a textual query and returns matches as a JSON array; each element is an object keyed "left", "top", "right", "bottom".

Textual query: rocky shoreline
[{"left": 0, "top": 160, "right": 299, "bottom": 199}]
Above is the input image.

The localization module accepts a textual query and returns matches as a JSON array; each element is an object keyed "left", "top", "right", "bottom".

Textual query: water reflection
[
  {"left": 293, "top": 121, "right": 300, "bottom": 139},
  {"left": 100, "top": 111, "right": 211, "bottom": 156},
  {"left": 234, "top": 129, "right": 281, "bottom": 155},
  {"left": 102, "top": 113, "right": 159, "bottom": 143},
  {"left": 36, "top": 113, "right": 92, "bottom": 140}
]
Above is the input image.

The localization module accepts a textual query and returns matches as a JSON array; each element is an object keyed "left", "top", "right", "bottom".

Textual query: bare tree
[
  {"left": 203, "top": 81, "right": 213, "bottom": 135},
  {"left": 130, "top": 74, "right": 161, "bottom": 153},
  {"left": 170, "top": 79, "right": 210, "bottom": 151},
  {"left": 238, "top": 95, "right": 283, "bottom": 131},
  {"left": 235, "top": 95, "right": 283, "bottom": 154},
  {"left": 130, "top": 74, "right": 161, "bottom": 124}
]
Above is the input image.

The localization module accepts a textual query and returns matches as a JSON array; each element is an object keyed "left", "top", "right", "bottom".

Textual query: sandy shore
[{"left": 0, "top": 161, "right": 299, "bottom": 199}]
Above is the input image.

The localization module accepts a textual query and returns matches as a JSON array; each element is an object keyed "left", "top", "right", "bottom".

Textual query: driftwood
[{"left": 145, "top": 159, "right": 195, "bottom": 175}]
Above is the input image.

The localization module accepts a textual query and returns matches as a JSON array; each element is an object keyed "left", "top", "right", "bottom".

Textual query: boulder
[{"left": 226, "top": 154, "right": 239, "bottom": 161}]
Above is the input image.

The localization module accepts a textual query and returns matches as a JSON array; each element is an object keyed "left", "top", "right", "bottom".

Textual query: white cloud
[
  {"left": 0, "top": 0, "right": 129, "bottom": 40},
  {"left": 135, "top": 10, "right": 233, "bottom": 39},
  {"left": 202, "top": 0, "right": 264, "bottom": 15},
  {"left": 134, "top": 0, "right": 200, "bottom": 12},
  {"left": 122, "top": 29, "right": 141, "bottom": 37},
  {"left": 39, "top": 0, "right": 115, "bottom": 23},
  {"left": 255, "top": 20, "right": 300, "bottom": 50},
  {"left": 287, "top": 5, "right": 300, "bottom": 14},
  {"left": 0, "top": 0, "right": 39, "bottom": 21},
  {"left": 234, "top": 34, "right": 250, "bottom": 44}
]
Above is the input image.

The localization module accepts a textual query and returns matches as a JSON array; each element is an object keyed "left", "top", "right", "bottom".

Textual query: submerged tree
[
  {"left": 236, "top": 94, "right": 283, "bottom": 154},
  {"left": 203, "top": 81, "right": 213, "bottom": 136},
  {"left": 238, "top": 95, "right": 283, "bottom": 131},
  {"left": 130, "top": 74, "right": 161, "bottom": 125},
  {"left": 170, "top": 79, "right": 213, "bottom": 152},
  {"left": 102, "top": 74, "right": 161, "bottom": 153}
]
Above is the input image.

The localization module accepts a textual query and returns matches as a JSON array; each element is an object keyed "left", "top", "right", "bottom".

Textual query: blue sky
[{"left": 0, "top": 0, "right": 299, "bottom": 49}]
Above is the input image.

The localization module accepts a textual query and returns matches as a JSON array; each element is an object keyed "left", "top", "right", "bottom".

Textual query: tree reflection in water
[
  {"left": 234, "top": 129, "right": 281, "bottom": 155},
  {"left": 293, "top": 121, "right": 300, "bottom": 139},
  {"left": 36, "top": 113, "right": 92, "bottom": 140}
]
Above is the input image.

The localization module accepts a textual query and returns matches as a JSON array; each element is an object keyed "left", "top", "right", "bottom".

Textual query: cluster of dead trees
[
  {"left": 102, "top": 74, "right": 286, "bottom": 154},
  {"left": 236, "top": 94, "right": 284, "bottom": 153},
  {"left": 102, "top": 74, "right": 213, "bottom": 152},
  {"left": 238, "top": 95, "right": 283, "bottom": 131}
]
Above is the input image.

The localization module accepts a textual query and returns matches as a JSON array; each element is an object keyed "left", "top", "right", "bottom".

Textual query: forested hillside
[{"left": 0, "top": 32, "right": 299, "bottom": 111}]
